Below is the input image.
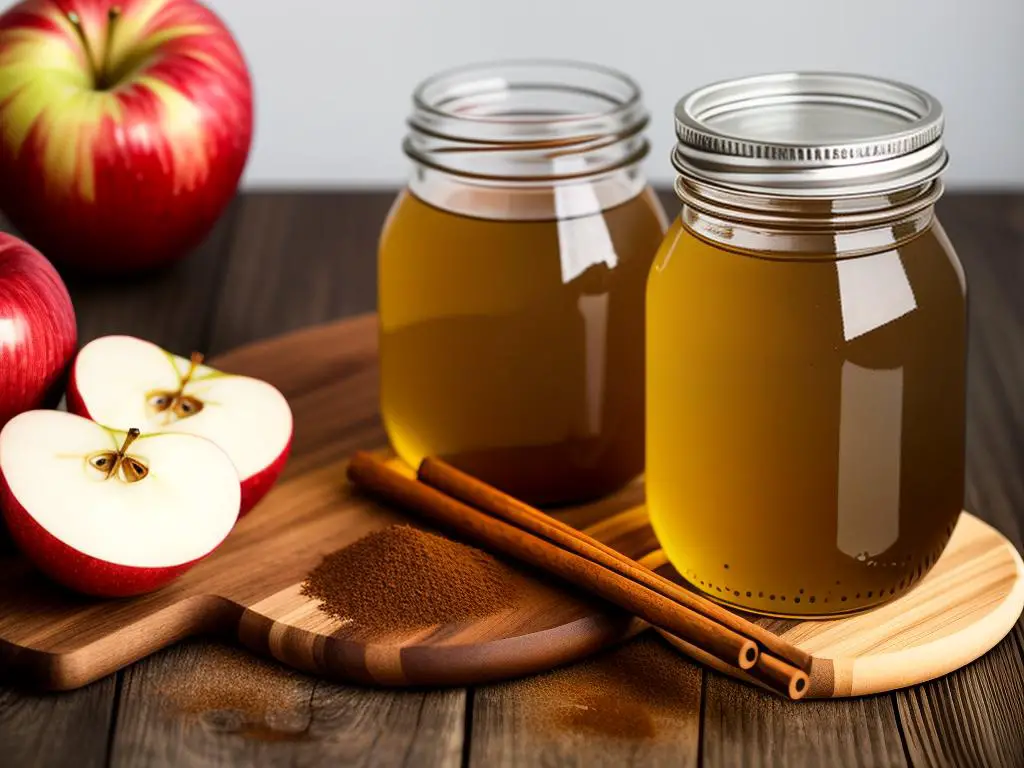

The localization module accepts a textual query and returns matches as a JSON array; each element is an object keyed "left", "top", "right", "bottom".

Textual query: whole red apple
[
  {"left": 0, "top": 0, "right": 252, "bottom": 273},
  {"left": 0, "top": 233, "right": 77, "bottom": 429}
]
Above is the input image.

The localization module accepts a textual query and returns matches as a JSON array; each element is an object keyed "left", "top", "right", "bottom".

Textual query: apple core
[
  {"left": 146, "top": 351, "right": 207, "bottom": 423},
  {"left": 87, "top": 426, "right": 149, "bottom": 483}
]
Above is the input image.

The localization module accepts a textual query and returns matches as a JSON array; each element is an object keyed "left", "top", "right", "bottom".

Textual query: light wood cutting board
[{"left": 0, "top": 314, "right": 1020, "bottom": 698}]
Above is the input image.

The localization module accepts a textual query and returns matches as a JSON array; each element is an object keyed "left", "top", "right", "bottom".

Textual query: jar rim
[
  {"left": 404, "top": 59, "right": 651, "bottom": 182},
  {"left": 410, "top": 59, "right": 647, "bottom": 144}
]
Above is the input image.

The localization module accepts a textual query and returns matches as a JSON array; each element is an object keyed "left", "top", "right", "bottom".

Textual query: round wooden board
[
  {"left": 0, "top": 313, "right": 1020, "bottom": 698},
  {"left": 648, "top": 512, "right": 1024, "bottom": 698}
]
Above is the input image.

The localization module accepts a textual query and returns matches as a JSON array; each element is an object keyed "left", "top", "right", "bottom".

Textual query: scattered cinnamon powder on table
[
  {"left": 160, "top": 642, "right": 313, "bottom": 742},
  {"left": 301, "top": 524, "right": 520, "bottom": 635},
  {"left": 512, "top": 633, "right": 701, "bottom": 741}
]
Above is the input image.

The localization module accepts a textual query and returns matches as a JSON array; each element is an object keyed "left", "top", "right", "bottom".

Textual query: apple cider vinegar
[
  {"left": 647, "top": 73, "right": 967, "bottom": 617},
  {"left": 379, "top": 62, "right": 667, "bottom": 505},
  {"left": 380, "top": 188, "right": 665, "bottom": 504}
]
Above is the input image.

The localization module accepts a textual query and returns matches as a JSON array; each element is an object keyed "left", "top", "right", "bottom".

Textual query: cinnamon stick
[
  {"left": 418, "top": 456, "right": 813, "bottom": 674},
  {"left": 750, "top": 653, "right": 810, "bottom": 700},
  {"left": 346, "top": 451, "right": 758, "bottom": 672}
]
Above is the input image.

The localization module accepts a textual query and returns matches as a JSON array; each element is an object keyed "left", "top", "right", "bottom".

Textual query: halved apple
[
  {"left": 0, "top": 411, "right": 240, "bottom": 597},
  {"left": 68, "top": 336, "right": 293, "bottom": 516}
]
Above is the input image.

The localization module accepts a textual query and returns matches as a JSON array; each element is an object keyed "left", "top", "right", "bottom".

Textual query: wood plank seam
[{"left": 890, "top": 692, "right": 915, "bottom": 767}]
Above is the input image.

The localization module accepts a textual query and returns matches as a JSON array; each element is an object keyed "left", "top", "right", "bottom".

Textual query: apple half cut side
[
  {"left": 0, "top": 411, "right": 241, "bottom": 597},
  {"left": 67, "top": 336, "right": 293, "bottom": 516}
]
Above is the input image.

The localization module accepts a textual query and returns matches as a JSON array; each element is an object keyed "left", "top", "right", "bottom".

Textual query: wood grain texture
[
  {"left": 109, "top": 640, "right": 465, "bottom": 768},
  {"left": 205, "top": 191, "right": 395, "bottom": 355},
  {"left": 896, "top": 622, "right": 1024, "bottom": 768},
  {"left": 702, "top": 675, "right": 908, "bottom": 767},
  {"left": 0, "top": 675, "right": 117, "bottom": 768}
]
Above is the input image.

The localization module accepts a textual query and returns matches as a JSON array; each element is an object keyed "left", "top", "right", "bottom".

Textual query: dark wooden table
[{"left": 0, "top": 191, "right": 1022, "bottom": 767}]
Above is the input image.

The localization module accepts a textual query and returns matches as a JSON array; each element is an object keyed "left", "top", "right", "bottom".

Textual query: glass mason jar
[
  {"left": 647, "top": 73, "right": 967, "bottom": 617},
  {"left": 379, "top": 61, "right": 668, "bottom": 505}
]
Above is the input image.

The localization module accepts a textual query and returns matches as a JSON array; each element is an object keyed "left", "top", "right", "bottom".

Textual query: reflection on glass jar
[
  {"left": 647, "top": 73, "right": 967, "bottom": 617},
  {"left": 379, "top": 61, "right": 667, "bottom": 505}
]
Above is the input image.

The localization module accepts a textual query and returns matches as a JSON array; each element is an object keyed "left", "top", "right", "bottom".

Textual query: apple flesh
[
  {"left": 0, "top": 410, "right": 240, "bottom": 597},
  {"left": 0, "top": 0, "right": 253, "bottom": 272},
  {"left": 68, "top": 335, "right": 293, "bottom": 515},
  {"left": 0, "top": 232, "right": 77, "bottom": 430}
]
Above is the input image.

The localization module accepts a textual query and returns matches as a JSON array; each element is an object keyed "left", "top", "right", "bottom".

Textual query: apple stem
[
  {"left": 99, "top": 7, "right": 122, "bottom": 89},
  {"left": 65, "top": 11, "right": 101, "bottom": 85},
  {"left": 182, "top": 351, "right": 205, "bottom": 388},
  {"left": 63, "top": 7, "right": 122, "bottom": 89},
  {"left": 120, "top": 427, "right": 142, "bottom": 456}
]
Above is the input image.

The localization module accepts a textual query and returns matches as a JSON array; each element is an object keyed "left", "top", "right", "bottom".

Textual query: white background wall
[{"left": 207, "top": 0, "right": 1024, "bottom": 189}]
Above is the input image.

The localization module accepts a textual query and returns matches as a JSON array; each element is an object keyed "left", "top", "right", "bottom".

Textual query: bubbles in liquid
[{"left": 646, "top": 220, "right": 966, "bottom": 617}]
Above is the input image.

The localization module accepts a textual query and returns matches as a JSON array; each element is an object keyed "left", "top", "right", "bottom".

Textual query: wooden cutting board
[{"left": 0, "top": 314, "right": 1020, "bottom": 699}]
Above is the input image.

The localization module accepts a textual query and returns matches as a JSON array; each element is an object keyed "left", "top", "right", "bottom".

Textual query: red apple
[
  {"left": 68, "top": 335, "right": 293, "bottom": 516},
  {"left": 0, "top": 0, "right": 252, "bottom": 272},
  {"left": 0, "top": 410, "right": 240, "bottom": 596},
  {"left": 0, "top": 233, "right": 77, "bottom": 429}
]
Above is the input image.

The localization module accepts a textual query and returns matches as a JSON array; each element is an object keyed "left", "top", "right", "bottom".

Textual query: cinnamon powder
[
  {"left": 514, "top": 634, "right": 701, "bottom": 740},
  {"left": 161, "top": 642, "right": 312, "bottom": 742},
  {"left": 301, "top": 524, "right": 520, "bottom": 634}
]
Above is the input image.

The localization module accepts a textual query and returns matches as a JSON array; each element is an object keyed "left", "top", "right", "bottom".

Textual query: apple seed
[
  {"left": 146, "top": 351, "right": 206, "bottom": 422},
  {"left": 87, "top": 427, "right": 149, "bottom": 483}
]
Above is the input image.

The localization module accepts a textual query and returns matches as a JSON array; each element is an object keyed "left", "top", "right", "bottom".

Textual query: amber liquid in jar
[
  {"left": 647, "top": 214, "right": 966, "bottom": 617},
  {"left": 380, "top": 187, "right": 667, "bottom": 505}
]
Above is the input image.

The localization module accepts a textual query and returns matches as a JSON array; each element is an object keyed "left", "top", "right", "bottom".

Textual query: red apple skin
[
  {"left": 0, "top": 233, "right": 77, "bottom": 430},
  {"left": 0, "top": 469, "right": 215, "bottom": 597},
  {"left": 0, "top": 0, "right": 253, "bottom": 273},
  {"left": 67, "top": 373, "right": 291, "bottom": 517},
  {"left": 238, "top": 436, "right": 291, "bottom": 516}
]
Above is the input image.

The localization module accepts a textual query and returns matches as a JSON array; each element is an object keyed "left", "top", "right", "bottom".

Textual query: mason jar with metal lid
[{"left": 647, "top": 72, "right": 966, "bottom": 617}]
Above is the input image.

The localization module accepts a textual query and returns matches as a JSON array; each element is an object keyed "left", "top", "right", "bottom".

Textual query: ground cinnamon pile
[
  {"left": 513, "top": 634, "right": 700, "bottom": 740},
  {"left": 301, "top": 524, "right": 520, "bottom": 634}
]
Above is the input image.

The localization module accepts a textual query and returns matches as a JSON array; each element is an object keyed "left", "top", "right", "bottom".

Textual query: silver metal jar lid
[{"left": 673, "top": 72, "right": 948, "bottom": 198}]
